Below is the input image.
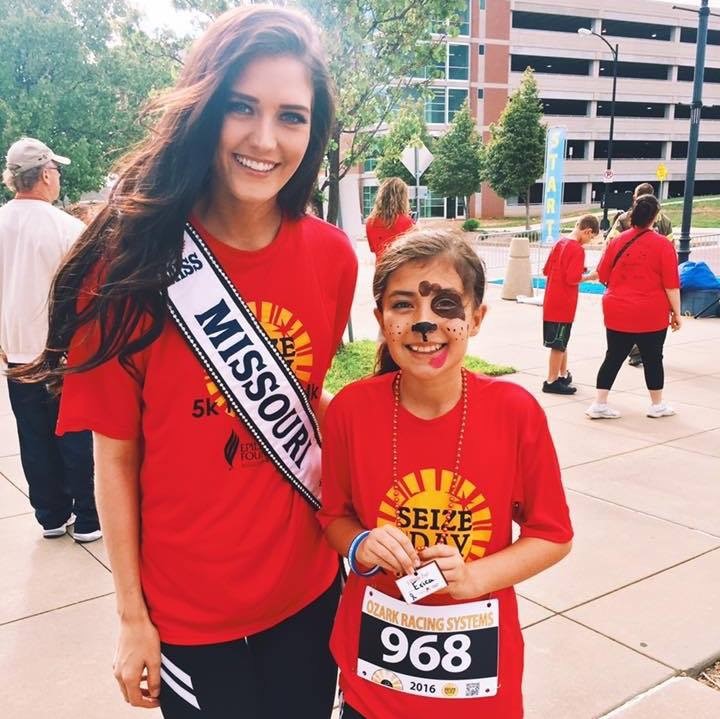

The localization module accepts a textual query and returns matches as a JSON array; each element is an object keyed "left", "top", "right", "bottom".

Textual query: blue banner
[{"left": 540, "top": 127, "right": 567, "bottom": 245}]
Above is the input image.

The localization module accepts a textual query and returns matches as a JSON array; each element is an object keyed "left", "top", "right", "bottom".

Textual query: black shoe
[
  {"left": 542, "top": 379, "right": 578, "bottom": 395},
  {"left": 558, "top": 371, "right": 573, "bottom": 386},
  {"left": 628, "top": 357, "right": 643, "bottom": 367}
]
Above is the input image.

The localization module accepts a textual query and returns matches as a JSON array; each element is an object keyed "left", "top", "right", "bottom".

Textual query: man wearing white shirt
[{"left": 1, "top": 137, "right": 101, "bottom": 542}]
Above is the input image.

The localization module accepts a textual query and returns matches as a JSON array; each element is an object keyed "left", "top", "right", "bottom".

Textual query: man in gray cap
[{"left": 1, "top": 137, "right": 101, "bottom": 542}]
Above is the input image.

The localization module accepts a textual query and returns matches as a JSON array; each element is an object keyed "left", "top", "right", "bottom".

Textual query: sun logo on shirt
[
  {"left": 204, "top": 300, "right": 314, "bottom": 417},
  {"left": 376, "top": 467, "right": 493, "bottom": 561}
]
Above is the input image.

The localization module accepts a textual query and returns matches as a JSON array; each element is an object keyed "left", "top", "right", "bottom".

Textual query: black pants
[
  {"left": 596, "top": 329, "right": 668, "bottom": 391},
  {"left": 159, "top": 573, "right": 341, "bottom": 718},
  {"left": 7, "top": 369, "right": 98, "bottom": 533}
]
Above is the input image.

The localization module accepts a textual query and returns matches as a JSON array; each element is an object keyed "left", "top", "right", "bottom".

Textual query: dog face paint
[
  {"left": 375, "top": 258, "right": 485, "bottom": 383},
  {"left": 418, "top": 281, "right": 466, "bottom": 321}
]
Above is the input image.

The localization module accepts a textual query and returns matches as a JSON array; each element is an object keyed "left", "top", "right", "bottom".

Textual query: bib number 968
[{"left": 380, "top": 627, "right": 472, "bottom": 673}]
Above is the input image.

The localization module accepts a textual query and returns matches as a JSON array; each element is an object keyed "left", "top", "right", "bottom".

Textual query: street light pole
[
  {"left": 579, "top": 28, "right": 619, "bottom": 233},
  {"left": 674, "top": 0, "right": 716, "bottom": 264}
]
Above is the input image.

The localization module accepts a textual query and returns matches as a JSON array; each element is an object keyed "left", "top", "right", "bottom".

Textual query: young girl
[
  {"left": 320, "top": 229, "right": 573, "bottom": 719},
  {"left": 15, "top": 6, "right": 356, "bottom": 718},
  {"left": 366, "top": 177, "right": 414, "bottom": 260}
]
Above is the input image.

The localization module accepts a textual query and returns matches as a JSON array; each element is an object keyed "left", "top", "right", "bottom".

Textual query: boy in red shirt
[{"left": 542, "top": 214, "right": 599, "bottom": 394}]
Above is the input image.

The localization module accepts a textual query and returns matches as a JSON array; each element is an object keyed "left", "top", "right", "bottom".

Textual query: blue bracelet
[{"left": 348, "top": 530, "right": 381, "bottom": 577}]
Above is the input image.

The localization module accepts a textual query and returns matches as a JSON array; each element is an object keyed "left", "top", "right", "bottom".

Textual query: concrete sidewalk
[{"left": 1, "top": 242, "right": 719, "bottom": 718}]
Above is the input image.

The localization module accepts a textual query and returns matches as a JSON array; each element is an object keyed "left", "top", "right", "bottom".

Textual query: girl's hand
[
  {"left": 113, "top": 615, "right": 161, "bottom": 708},
  {"left": 419, "top": 544, "right": 476, "bottom": 600},
  {"left": 356, "top": 525, "right": 420, "bottom": 576},
  {"left": 670, "top": 311, "right": 682, "bottom": 331}
]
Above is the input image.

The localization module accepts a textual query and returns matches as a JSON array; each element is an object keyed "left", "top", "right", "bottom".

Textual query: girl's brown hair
[
  {"left": 368, "top": 177, "right": 410, "bottom": 227},
  {"left": 373, "top": 228, "right": 486, "bottom": 374},
  {"left": 13, "top": 5, "right": 334, "bottom": 390}
]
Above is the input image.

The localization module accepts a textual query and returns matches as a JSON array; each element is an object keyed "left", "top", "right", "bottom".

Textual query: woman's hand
[
  {"left": 670, "top": 311, "right": 682, "bottom": 331},
  {"left": 356, "top": 525, "right": 420, "bottom": 576},
  {"left": 113, "top": 615, "right": 162, "bottom": 708},
  {"left": 419, "top": 544, "right": 476, "bottom": 600}
]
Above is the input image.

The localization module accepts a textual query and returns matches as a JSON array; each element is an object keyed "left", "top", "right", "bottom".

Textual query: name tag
[
  {"left": 357, "top": 587, "right": 499, "bottom": 699},
  {"left": 395, "top": 561, "right": 447, "bottom": 603}
]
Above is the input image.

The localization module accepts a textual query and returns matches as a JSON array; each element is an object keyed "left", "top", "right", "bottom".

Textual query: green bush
[{"left": 462, "top": 218, "right": 481, "bottom": 232}]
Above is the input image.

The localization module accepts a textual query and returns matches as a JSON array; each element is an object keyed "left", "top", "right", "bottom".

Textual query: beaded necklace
[{"left": 391, "top": 368, "right": 468, "bottom": 541}]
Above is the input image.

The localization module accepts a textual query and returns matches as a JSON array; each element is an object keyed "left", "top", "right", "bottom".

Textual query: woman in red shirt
[
  {"left": 13, "top": 7, "right": 357, "bottom": 718},
  {"left": 366, "top": 177, "right": 414, "bottom": 259},
  {"left": 586, "top": 195, "right": 681, "bottom": 420},
  {"left": 320, "top": 229, "right": 573, "bottom": 718}
]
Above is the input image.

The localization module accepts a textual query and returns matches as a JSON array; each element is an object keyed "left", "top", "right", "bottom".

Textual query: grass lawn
[
  {"left": 662, "top": 196, "right": 720, "bottom": 228},
  {"left": 324, "top": 339, "right": 515, "bottom": 395},
  {"left": 444, "top": 195, "right": 720, "bottom": 231}
]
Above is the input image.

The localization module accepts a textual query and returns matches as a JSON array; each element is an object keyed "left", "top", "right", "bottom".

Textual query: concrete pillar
[{"left": 501, "top": 236, "right": 533, "bottom": 300}]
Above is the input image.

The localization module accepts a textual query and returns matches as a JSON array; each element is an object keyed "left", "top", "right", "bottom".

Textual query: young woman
[
  {"left": 15, "top": 7, "right": 357, "bottom": 718},
  {"left": 366, "top": 177, "right": 414, "bottom": 260},
  {"left": 587, "top": 194, "right": 681, "bottom": 420},
  {"left": 319, "top": 229, "right": 573, "bottom": 718}
]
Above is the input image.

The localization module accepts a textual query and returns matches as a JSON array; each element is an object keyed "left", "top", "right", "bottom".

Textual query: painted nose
[{"left": 411, "top": 321, "right": 437, "bottom": 342}]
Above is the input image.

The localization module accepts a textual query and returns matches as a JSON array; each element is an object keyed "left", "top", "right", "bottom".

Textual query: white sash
[{"left": 166, "top": 222, "right": 322, "bottom": 509}]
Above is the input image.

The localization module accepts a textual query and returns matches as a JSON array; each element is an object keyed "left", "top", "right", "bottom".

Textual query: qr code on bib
[{"left": 466, "top": 682, "right": 481, "bottom": 697}]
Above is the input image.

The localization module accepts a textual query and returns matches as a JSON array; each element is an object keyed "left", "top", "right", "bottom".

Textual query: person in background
[
  {"left": 607, "top": 182, "right": 673, "bottom": 368},
  {"left": 541, "top": 214, "right": 599, "bottom": 395},
  {"left": 587, "top": 194, "right": 681, "bottom": 420},
  {"left": 0, "top": 137, "right": 101, "bottom": 542},
  {"left": 366, "top": 177, "right": 414, "bottom": 260}
]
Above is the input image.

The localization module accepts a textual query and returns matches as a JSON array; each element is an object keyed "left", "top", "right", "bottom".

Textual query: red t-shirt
[
  {"left": 57, "top": 214, "right": 357, "bottom": 644},
  {"left": 542, "top": 237, "right": 585, "bottom": 323},
  {"left": 366, "top": 214, "right": 414, "bottom": 258},
  {"left": 597, "top": 228, "right": 680, "bottom": 333},
  {"left": 319, "top": 373, "right": 573, "bottom": 719}
]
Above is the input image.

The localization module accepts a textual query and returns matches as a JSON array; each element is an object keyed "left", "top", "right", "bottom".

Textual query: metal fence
[{"left": 471, "top": 231, "right": 720, "bottom": 282}]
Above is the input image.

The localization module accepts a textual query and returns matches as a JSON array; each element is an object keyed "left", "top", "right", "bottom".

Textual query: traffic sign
[
  {"left": 602, "top": 168, "right": 615, "bottom": 184},
  {"left": 400, "top": 142, "right": 433, "bottom": 179},
  {"left": 656, "top": 163, "right": 668, "bottom": 181}
]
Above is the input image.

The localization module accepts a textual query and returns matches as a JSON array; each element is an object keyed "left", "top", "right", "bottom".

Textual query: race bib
[{"left": 357, "top": 587, "right": 499, "bottom": 699}]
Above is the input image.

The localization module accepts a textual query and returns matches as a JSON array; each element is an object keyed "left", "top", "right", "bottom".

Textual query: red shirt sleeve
[
  {"left": 57, "top": 287, "right": 150, "bottom": 440},
  {"left": 318, "top": 392, "right": 356, "bottom": 530},
  {"left": 564, "top": 242, "right": 585, "bottom": 286},
  {"left": 513, "top": 400, "right": 573, "bottom": 544},
  {"left": 396, "top": 214, "right": 414, "bottom": 234},
  {"left": 660, "top": 237, "right": 680, "bottom": 289},
  {"left": 366, "top": 218, "right": 381, "bottom": 255},
  {"left": 596, "top": 240, "right": 616, "bottom": 286},
  {"left": 542, "top": 244, "right": 556, "bottom": 277},
  {"left": 330, "top": 238, "right": 358, "bottom": 352}
]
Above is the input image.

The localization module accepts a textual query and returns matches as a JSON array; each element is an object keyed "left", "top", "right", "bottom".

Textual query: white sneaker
[
  {"left": 585, "top": 403, "right": 621, "bottom": 419},
  {"left": 42, "top": 513, "right": 75, "bottom": 539},
  {"left": 72, "top": 528, "right": 103, "bottom": 544},
  {"left": 647, "top": 403, "right": 675, "bottom": 418}
]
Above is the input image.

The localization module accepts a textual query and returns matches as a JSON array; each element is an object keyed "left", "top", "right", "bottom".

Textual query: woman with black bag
[{"left": 586, "top": 194, "right": 681, "bottom": 420}]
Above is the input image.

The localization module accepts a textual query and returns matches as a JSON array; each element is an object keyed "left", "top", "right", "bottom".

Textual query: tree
[
  {"left": 484, "top": 68, "right": 546, "bottom": 229},
  {"left": 375, "top": 105, "right": 433, "bottom": 186},
  {"left": 301, "top": 0, "right": 468, "bottom": 224},
  {"left": 426, "top": 104, "right": 483, "bottom": 216},
  {"left": 0, "top": 0, "right": 179, "bottom": 202}
]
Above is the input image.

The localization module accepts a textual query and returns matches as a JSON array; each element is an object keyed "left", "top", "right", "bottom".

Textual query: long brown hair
[
  {"left": 373, "top": 229, "right": 486, "bottom": 374},
  {"left": 13, "top": 5, "right": 334, "bottom": 390},
  {"left": 368, "top": 177, "right": 410, "bottom": 227}
]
